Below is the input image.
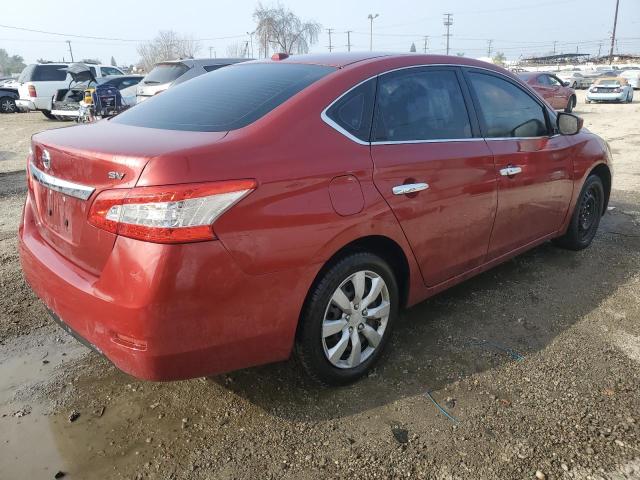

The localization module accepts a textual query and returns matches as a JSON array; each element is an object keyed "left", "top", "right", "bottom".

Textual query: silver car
[
  {"left": 556, "top": 71, "right": 589, "bottom": 89},
  {"left": 136, "top": 58, "right": 249, "bottom": 104},
  {"left": 586, "top": 77, "right": 634, "bottom": 103}
]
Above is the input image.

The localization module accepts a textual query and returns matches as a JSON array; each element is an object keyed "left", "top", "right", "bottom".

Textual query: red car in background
[
  {"left": 20, "top": 53, "right": 612, "bottom": 386},
  {"left": 518, "top": 72, "right": 577, "bottom": 112}
]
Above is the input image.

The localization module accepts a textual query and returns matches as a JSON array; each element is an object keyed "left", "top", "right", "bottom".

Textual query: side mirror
[
  {"left": 557, "top": 112, "right": 583, "bottom": 135},
  {"left": 563, "top": 81, "right": 571, "bottom": 87}
]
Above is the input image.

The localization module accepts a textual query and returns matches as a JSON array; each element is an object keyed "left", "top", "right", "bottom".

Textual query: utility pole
[
  {"left": 487, "top": 39, "right": 493, "bottom": 58},
  {"left": 423, "top": 36, "right": 429, "bottom": 53},
  {"left": 553, "top": 40, "right": 558, "bottom": 55},
  {"left": 247, "top": 31, "right": 255, "bottom": 58},
  {"left": 65, "top": 40, "right": 74, "bottom": 62},
  {"left": 443, "top": 13, "right": 453, "bottom": 55},
  {"left": 368, "top": 13, "right": 379, "bottom": 51},
  {"left": 597, "top": 42, "right": 603, "bottom": 58},
  {"left": 326, "top": 28, "right": 334, "bottom": 52},
  {"left": 346, "top": 31, "right": 353, "bottom": 52},
  {"left": 609, "top": 0, "right": 620, "bottom": 64}
]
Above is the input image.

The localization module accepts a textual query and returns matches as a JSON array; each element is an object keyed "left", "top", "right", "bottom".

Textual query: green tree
[
  {"left": 410, "top": 42, "right": 417, "bottom": 52},
  {"left": 492, "top": 52, "right": 507, "bottom": 66},
  {"left": 0, "top": 49, "right": 26, "bottom": 75},
  {"left": 110, "top": 56, "right": 117, "bottom": 67}
]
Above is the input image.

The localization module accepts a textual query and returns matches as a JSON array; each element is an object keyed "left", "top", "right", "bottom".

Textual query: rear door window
[
  {"left": 373, "top": 68, "right": 473, "bottom": 142},
  {"left": 31, "top": 65, "right": 68, "bottom": 81},
  {"left": 325, "top": 78, "right": 376, "bottom": 142},
  {"left": 203, "top": 65, "right": 225, "bottom": 73},
  {"left": 143, "top": 63, "right": 189, "bottom": 84},
  {"left": 467, "top": 71, "right": 549, "bottom": 138},
  {"left": 113, "top": 63, "right": 335, "bottom": 132}
]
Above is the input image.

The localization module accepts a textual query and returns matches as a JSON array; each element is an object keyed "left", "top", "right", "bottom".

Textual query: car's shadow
[{"left": 211, "top": 198, "right": 640, "bottom": 422}]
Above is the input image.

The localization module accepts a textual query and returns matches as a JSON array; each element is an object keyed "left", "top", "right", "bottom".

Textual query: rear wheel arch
[
  {"left": 589, "top": 163, "right": 611, "bottom": 212},
  {"left": 302, "top": 235, "right": 411, "bottom": 317}
]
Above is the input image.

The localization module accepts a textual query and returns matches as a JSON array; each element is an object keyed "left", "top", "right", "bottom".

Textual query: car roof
[
  {"left": 255, "top": 52, "right": 519, "bottom": 71},
  {"left": 517, "top": 72, "right": 541, "bottom": 79},
  {"left": 157, "top": 58, "right": 249, "bottom": 67}
]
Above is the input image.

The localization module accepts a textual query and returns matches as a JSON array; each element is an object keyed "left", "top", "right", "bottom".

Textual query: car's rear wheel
[
  {"left": 553, "top": 175, "right": 604, "bottom": 251},
  {"left": 565, "top": 95, "right": 576, "bottom": 113},
  {"left": 295, "top": 252, "right": 399, "bottom": 386},
  {"left": 0, "top": 96, "right": 17, "bottom": 113},
  {"left": 41, "top": 110, "right": 57, "bottom": 120}
]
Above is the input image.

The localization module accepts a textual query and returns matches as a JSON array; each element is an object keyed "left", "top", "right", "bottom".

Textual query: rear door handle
[
  {"left": 392, "top": 183, "right": 429, "bottom": 195},
  {"left": 499, "top": 166, "right": 522, "bottom": 177}
]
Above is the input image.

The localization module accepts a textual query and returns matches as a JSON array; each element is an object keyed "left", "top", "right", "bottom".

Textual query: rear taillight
[
  {"left": 88, "top": 180, "right": 256, "bottom": 243},
  {"left": 28, "top": 85, "right": 37, "bottom": 97}
]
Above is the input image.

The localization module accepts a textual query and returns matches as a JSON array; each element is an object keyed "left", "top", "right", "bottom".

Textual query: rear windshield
[
  {"left": 113, "top": 63, "right": 335, "bottom": 132},
  {"left": 597, "top": 80, "right": 620, "bottom": 86},
  {"left": 20, "top": 64, "right": 68, "bottom": 82},
  {"left": 143, "top": 63, "right": 189, "bottom": 84}
]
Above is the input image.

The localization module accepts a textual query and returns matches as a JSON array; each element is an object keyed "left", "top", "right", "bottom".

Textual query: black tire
[
  {"left": 295, "top": 252, "right": 399, "bottom": 386},
  {"left": 0, "top": 96, "right": 17, "bottom": 113},
  {"left": 41, "top": 110, "right": 57, "bottom": 120},
  {"left": 564, "top": 95, "right": 576, "bottom": 113},
  {"left": 553, "top": 175, "right": 604, "bottom": 251}
]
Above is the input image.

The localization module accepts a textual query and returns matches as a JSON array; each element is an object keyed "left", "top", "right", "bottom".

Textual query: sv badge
[{"left": 108, "top": 171, "right": 126, "bottom": 180}]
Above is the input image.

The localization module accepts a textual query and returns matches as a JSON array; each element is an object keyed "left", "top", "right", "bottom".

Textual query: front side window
[
  {"left": 143, "top": 63, "right": 189, "bottom": 85},
  {"left": 101, "top": 67, "right": 122, "bottom": 76},
  {"left": 325, "top": 78, "right": 376, "bottom": 142},
  {"left": 114, "top": 63, "right": 335, "bottom": 132},
  {"left": 547, "top": 75, "right": 562, "bottom": 86},
  {"left": 373, "top": 69, "right": 472, "bottom": 142},
  {"left": 468, "top": 72, "right": 549, "bottom": 138}
]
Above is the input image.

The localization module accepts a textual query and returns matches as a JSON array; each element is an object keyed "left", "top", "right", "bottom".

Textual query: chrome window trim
[
  {"left": 30, "top": 162, "right": 95, "bottom": 200},
  {"left": 320, "top": 63, "right": 556, "bottom": 146}
]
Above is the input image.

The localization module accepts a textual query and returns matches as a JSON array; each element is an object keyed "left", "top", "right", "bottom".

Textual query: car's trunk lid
[{"left": 29, "top": 121, "right": 227, "bottom": 275}]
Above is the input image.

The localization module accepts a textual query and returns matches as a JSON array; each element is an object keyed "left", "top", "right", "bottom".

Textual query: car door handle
[
  {"left": 499, "top": 166, "right": 522, "bottom": 177},
  {"left": 392, "top": 183, "right": 429, "bottom": 195}
]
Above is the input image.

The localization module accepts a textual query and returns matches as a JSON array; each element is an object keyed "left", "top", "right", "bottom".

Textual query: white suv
[{"left": 16, "top": 63, "right": 124, "bottom": 118}]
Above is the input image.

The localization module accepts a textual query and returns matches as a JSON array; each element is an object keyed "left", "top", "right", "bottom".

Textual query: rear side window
[
  {"left": 101, "top": 67, "right": 122, "bottom": 76},
  {"left": 18, "top": 65, "right": 35, "bottom": 82},
  {"left": 203, "top": 65, "right": 224, "bottom": 72},
  {"left": 143, "top": 63, "right": 189, "bottom": 84},
  {"left": 114, "top": 63, "right": 335, "bottom": 132},
  {"left": 468, "top": 72, "right": 549, "bottom": 138},
  {"left": 373, "top": 69, "right": 472, "bottom": 142},
  {"left": 25, "top": 65, "right": 68, "bottom": 81},
  {"left": 325, "top": 78, "right": 376, "bottom": 142}
]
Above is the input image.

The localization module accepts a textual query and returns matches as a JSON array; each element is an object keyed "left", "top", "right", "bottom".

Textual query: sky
[{"left": 1, "top": 0, "right": 639, "bottom": 66}]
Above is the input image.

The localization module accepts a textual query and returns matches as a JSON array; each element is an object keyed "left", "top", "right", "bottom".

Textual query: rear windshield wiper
[{"left": 143, "top": 80, "right": 161, "bottom": 84}]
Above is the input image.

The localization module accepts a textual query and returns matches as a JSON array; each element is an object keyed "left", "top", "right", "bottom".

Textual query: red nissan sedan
[
  {"left": 20, "top": 53, "right": 612, "bottom": 385},
  {"left": 517, "top": 71, "right": 578, "bottom": 112}
]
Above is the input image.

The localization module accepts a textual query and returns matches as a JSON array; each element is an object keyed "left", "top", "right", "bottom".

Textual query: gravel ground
[{"left": 1, "top": 94, "right": 639, "bottom": 480}]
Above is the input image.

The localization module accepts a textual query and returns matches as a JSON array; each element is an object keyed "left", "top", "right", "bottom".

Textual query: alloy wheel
[
  {"left": 1, "top": 98, "right": 16, "bottom": 113},
  {"left": 321, "top": 270, "right": 390, "bottom": 369}
]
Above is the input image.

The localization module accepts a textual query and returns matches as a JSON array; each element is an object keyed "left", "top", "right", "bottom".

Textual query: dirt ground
[{"left": 1, "top": 92, "right": 639, "bottom": 480}]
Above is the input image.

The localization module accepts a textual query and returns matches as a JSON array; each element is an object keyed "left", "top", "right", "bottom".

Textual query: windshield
[
  {"left": 143, "top": 63, "right": 189, "bottom": 84},
  {"left": 113, "top": 63, "right": 335, "bottom": 132}
]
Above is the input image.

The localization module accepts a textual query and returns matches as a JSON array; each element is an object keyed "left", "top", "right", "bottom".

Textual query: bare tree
[
  {"left": 226, "top": 41, "right": 250, "bottom": 58},
  {"left": 253, "top": 3, "right": 321, "bottom": 57},
  {"left": 137, "top": 30, "right": 201, "bottom": 71}
]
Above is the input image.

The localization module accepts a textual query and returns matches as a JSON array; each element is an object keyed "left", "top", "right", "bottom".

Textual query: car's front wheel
[
  {"left": 565, "top": 95, "right": 576, "bottom": 113},
  {"left": 295, "top": 252, "right": 399, "bottom": 386},
  {"left": 553, "top": 175, "right": 604, "bottom": 251}
]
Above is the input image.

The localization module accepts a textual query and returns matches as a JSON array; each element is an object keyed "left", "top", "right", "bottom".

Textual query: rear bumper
[
  {"left": 50, "top": 109, "right": 80, "bottom": 117},
  {"left": 19, "top": 194, "right": 314, "bottom": 380},
  {"left": 17, "top": 97, "right": 52, "bottom": 111}
]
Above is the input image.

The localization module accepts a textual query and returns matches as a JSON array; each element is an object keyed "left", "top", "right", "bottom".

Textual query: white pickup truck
[{"left": 16, "top": 63, "right": 124, "bottom": 118}]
